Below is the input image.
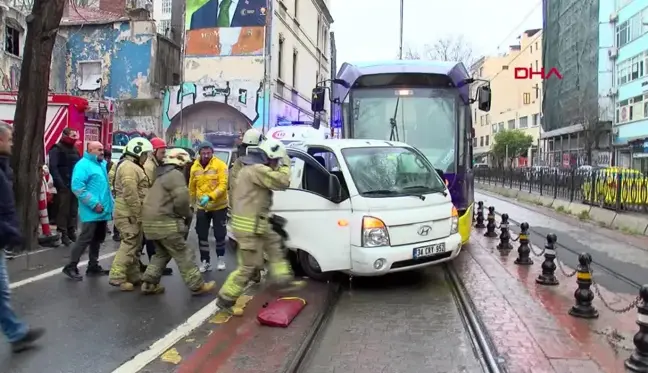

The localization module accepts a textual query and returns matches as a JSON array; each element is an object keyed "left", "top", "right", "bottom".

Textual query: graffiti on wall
[
  {"left": 185, "top": 0, "right": 267, "bottom": 56},
  {"left": 162, "top": 80, "right": 268, "bottom": 148},
  {"left": 112, "top": 130, "right": 157, "bottom": 146},
  {"left": 0, "top": 64, "right": 21, "bottom": 90}
]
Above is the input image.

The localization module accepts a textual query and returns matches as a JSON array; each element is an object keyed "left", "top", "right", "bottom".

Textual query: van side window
[{"left": 307, "top": 147, "right": 349, "bottom": 200}]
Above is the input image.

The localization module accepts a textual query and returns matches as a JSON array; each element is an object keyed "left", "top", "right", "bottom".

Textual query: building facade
[
  {"left": 61, "top": 0, "right": 181, "bottom": 140},
  {"left": 612, "top": 0, "right": 648, "bottom": 170},
  {"left": 470, "top": 30, "right": 543, "bottom": 167},
  {"left": 162, "top": 0, "right": 333, "bottom": 147},
  {"left": 541, "top": 0, "right": 615, "bottom": 168},
  {"left": 153, "top": 0, "right": 172, "bottom": 36}
]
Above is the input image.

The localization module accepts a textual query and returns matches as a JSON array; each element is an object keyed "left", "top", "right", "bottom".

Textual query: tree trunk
[{"left": 11, "top": 0, "right": 66, "bottom": 252}]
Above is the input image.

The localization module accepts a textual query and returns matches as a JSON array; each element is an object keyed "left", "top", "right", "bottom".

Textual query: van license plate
[{"left": 413, "top": 243, "right": 446, "bottom": 259}]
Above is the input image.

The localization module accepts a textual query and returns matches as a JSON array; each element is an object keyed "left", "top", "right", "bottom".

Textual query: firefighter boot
[
  {"left": 215, "top": 296, "right": 244, "bottom": 316},
  {"left": 109, "top": 280, "right": 136, "bottom": 292},
  {"left": 141, "top": 282, "right": 165, "bottom": 295},
  {"left": 191, "top": 280, "right": 216, "bottom": 296}
]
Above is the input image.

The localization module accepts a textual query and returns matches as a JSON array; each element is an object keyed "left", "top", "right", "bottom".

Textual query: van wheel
[{"left": 297, "top": 250, "right": 331, "bottom": 282}]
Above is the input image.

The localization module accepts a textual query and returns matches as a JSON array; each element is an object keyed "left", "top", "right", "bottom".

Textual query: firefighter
[
  {"left": 108, "top": 137, "right": 153, "bottom": 291},
  {"left": 140, "top": 137, "right": 173, "bottom": 276},
  {"left": 108, "top": 154, "right": 125, "bottom": 242},
  {"left": 140, "top": 148, "right": 215, "bottom": 295},
  {"left": 217, "top": 138, "right": 305, "bottom": 315},
  {"left": 189, "top": 141, "right": 229, "bottom": 272}
]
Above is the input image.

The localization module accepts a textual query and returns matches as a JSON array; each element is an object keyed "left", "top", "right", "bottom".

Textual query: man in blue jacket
[
  {"left": 0, "top": 121, "right": 46, "bottom": 352},
  {"left": 62, "top": 141, "right": 114, "bottom": 281}
]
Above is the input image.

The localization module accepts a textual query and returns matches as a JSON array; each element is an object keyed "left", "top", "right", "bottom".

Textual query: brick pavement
[
  {"left": 462, "top": 227, "right": 639, "bottom": 373},
  {"left": 300, "top": 269, "right": 483, "bottom": 373}
]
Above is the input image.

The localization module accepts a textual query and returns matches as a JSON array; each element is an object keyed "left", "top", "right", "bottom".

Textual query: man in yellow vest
[{"left": 189, "top": 141, "right": 229, "bottom": 272}]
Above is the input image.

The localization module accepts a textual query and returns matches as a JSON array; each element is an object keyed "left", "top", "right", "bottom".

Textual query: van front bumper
[{"left": 347, "top": 233, "right": 462, "bottom": 276}]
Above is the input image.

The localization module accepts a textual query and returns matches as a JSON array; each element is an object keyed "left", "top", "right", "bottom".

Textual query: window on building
[
  {"left": 535, "top": 60, "right": 538, "bottom": 70},
  {"left": 473, "top": 109, "right": 477, "bottom": 124},
  {"left": 278, "top": 37, "right": 284, "bottom": 80},
  {"left": 480, "top": 136, "right": 484, "bottom": 147},
  {"left": 322, "top": 27, "right": 328, "bottom": 54},
  {"left": 485, "top": 135, "right": 489, "bottom": 146},
  {"left": 159, "top": 20, "right": 171, "bottom": 34},
  {"left": 485, "top": 114, "right": 490, "bottom": 125},
  {"left": 532, "top": 113, "right": 539, "bottom": 126},
  {"left": 498, "top": 122, "right": 504, "bottom": 132},
  {"left": 292, "top": 49, "right": 298, "bottom": 87},
  {"left": 519, "top": 116, "right": 528, "bottom": 128},
  {"left": 492, "top": 124, "right": 498, "bottom": 134},
  {"left": 77, "top": 61, "right": 102, "bottom": 91},
  {"left": 316, "top": 17, "right": 321, "bottom": 47},
  {"left": 630, "top": 13, "right": 642, "bottom": 40},
  {"left": 161, "top": 0, "right": 171, "bottom": 14},
  {"left": 643, "top": 8, "right": 648, "bottom": 33},
  {"left": 631, "top": 54, "right": 644, "bottom": 80},
  {"left": 5, "top": 26, "right": 20, "bottom": 57},
  {"left": 473, "top": 138, "right": 477, "bottom": 147},
  {"left": 523, "top": 92, "right": 531, "bottom": 105},
  {"left": 530, "top": 45, "right": 533, "bottom": 53},
  {"left": 617, "top": 20, "right": 629, "bottom": 47},
  {"left": 617, "top": 50, "right": 647, "bottom": 85},
  {"left": 535, "top": 42, "right": 538, "bottom": 50},
  {"left": 507, "top": 119, "right": 515, "bottom": 129},
  {"left": 480, "top": 115, "right": 484, "bottom": 125}
]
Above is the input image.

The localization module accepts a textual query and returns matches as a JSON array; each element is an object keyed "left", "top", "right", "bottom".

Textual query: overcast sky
[{"left": 330, "top": 0, "right": 543, "bottom": 63}]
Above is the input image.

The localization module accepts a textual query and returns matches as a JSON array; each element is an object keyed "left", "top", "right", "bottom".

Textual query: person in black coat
[
  {"left": 48, "top": 128, "right": 81, "bottom": 245},
  {"left": 0, "top": 121, "right": 46, "bottom": 352}
]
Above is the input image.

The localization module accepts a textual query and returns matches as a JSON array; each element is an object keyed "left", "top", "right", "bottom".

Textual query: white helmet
[
  {"left": 241, "top": 128, "right": 262, "bottom": 146},
  {"left": 125, "top": 137, "right": 153, "bottom": 157},
  {"left": 257, "top": 138, "right": 286, "bottom": 160}
]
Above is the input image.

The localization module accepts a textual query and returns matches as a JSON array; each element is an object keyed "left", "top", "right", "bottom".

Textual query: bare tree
[
  {"left": 422, "top": 35, "right": 475, "bottom": 67},
  {"left": 12, "top": 0, "right": 67, "bottom": 251},
  {"left": 11, "top": 0, "right": 97, "bottom": 13},
  {"left": 402, "top": 44, "right": 420, "bottom": 60}
]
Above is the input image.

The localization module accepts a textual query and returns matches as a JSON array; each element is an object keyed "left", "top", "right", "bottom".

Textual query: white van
[
  {"left": 266, "top": 124, "right": 329, "bottom": 147},
  {"left": 229, "top": 139, "right": 462, "bottom": 281}
]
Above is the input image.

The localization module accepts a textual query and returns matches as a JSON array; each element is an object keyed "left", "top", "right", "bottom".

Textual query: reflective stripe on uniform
[{"left": 231, "top": 215, "right": 267, "bottom": 233}]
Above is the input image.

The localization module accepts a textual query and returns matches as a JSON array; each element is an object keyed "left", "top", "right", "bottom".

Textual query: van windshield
[
  {"left": 213, "top": 150, "right": 230, "bottom": 165},
  {"left": 341, "top": 146, "right": 446, "bottom": 197}
]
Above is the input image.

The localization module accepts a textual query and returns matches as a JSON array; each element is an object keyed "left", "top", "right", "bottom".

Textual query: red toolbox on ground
[{"left": 257, "top": 297, "right": 307, "bottom": 327}]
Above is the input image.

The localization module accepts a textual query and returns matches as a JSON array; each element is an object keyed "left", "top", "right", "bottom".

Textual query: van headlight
[
  {"left": 450, "top": 206, "right": 459, "bottom": 234},
  {"left": 361, "top": 216, "right": 390, "bottom": 247}
]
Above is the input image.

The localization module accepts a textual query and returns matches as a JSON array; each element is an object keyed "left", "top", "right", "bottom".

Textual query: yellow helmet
[{"left": 163, "top": 148, "right": 192, "bottom": 167}]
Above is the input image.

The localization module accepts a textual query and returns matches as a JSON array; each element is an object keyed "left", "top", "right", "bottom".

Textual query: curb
[
  {"left": 280, "top": 280, "right": 342, "bottom": 373},
  {"left": 475, "top": 181, "right": 648, "bottom": 236}
]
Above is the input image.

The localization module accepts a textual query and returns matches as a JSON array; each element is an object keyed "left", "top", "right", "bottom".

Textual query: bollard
[
  {"left": 625, "top": 285, "right": 648, "bottom": 372},
  {"left": 536, "top": 233, "right": 559, "bottom": 286},
  {"left": 497, "top": 214, "right": 513, "bottom": 250},
  {"left": 514, "top": 222, "right": 533, "bottom": 265},
  {"left": 568, "top": 253, "right": 599, "bottom": 319},
  {"left": 475, "top": 201, "right": 486, "bottom": 228},
  {"left": 484, "top": 206, "right": 498, "bottom": 237}
]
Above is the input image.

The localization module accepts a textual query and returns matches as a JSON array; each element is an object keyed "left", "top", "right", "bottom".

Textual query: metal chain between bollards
[
  {"left": 588, "top": 266, "right": 642, "bottom": 314},
  {"left": 556, "top": 257, "right": 578, "bottom": 277},
  {"left": 528, "top": 242, "right": 545, "bottom": 257}
]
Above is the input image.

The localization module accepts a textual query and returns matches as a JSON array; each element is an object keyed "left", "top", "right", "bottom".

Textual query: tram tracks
[{"left": 284, "top": 264, "right": 503, "bottom": 373}]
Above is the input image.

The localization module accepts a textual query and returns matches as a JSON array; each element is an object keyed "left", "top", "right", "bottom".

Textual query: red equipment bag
[{"left": 257, "top": 297, "right": 307, "bottom": 327}]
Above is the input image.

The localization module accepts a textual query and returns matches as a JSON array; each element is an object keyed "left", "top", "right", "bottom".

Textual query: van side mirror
[
  {"left": 328, "top": 174, "right": 342, "bottom": 203},
  {"left": 477, "top": 85, "right": 491, "bottom": 112},
  {"left": 311, "top": 87, "right": 326, "bottom": 112}
]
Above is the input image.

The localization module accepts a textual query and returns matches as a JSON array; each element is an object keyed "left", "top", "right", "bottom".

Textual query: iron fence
[{"left": 474, "top": 168, "right": 648, "bottom": 214}]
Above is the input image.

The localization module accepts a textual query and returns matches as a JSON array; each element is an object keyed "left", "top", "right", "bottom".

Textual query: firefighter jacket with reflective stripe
[
  {"left": 113, "top": 156, "right": 148, "bottom": 220},
  {"left": 143, "top": 155, "right": 160, "bottom": 187},
  {"left": 142, "top": 165, "right": 193, "bottom": 239},
  {"left": 228, "top": 158, "right": 244, "bottom": 208},
  {"left": 189, "top": 157, "right": 228, "bottom": 211},
  {"left": 230, "top": 158, "right": 290, "bottom": 235}
]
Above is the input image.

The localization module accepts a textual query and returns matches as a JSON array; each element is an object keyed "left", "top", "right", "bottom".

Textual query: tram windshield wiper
[{"left": 389, "top": 97, "right": 400, "bottom": 142}]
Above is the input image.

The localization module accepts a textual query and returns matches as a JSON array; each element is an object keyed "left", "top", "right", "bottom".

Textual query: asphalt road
[
  {"left": 299, "top": 268, "right": 484, "bottom": 373},
  {"left": 476, "top": 191, "right": 648, "bottom": 294},
  {"left": 1, "top": 232, "right": 234, "bottom": 373}
]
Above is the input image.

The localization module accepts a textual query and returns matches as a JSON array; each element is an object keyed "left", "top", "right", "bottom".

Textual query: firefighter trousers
[
  {"left": 109, "top": 217, "right": 143, "bottom": 284},
  {"left": 218, "top": 230, "right": 294, "bottom": 302},
  {"left": 142, "top": 233, "right": 204, "bottom": 291}
]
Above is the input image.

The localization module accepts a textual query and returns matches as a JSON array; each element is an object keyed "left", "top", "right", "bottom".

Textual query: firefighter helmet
[
  {"left": 164, "top": 148, "right": 192, "bottom": 167},
  {"left": 125, "top": 137, "right": 153, "bottom": 157},
  {"left": 241, "top": 128, "right": 262, "bottom": 146},
  {"left": 258, "top": 138, "right": 286, "bottom": 160}
]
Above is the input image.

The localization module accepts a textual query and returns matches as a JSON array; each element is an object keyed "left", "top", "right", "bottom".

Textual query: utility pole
[{"left": 398, "top": 0, "right": 404, "bottom": 59}]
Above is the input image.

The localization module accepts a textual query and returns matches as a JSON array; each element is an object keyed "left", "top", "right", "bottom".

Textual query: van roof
[{"left": 292, "top": 138, "right": 411, "bottom": 150}]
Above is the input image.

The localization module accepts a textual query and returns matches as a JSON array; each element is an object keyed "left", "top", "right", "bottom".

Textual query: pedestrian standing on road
[
  {"left": 108, "top": 138, "right": 152, "bottom": 291},
  {"left": 0, "top": 121, "right": 46, "bottom": 352},
  {"left": 62, "top": 141, "right": 114, "bottom": 281},
  {"left": 48, "top": 128, "right": 81, "bottom": 246},
  {"left": 140, "top": 148, "right": 215, "bottom": 295},
  {"left": 189, "top": 141, "right": 229, "bottom": 273},
  {"left": 140, "top": 137, "right": 173, "bottom": 276}
]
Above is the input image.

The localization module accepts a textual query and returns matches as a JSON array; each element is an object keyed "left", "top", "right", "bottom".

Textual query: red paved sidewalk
[
  {"left": 458, "top": 229, "right": 639, "bottom": 373},
  {"left": 140, "top": 279, "right": 334, "bottom": 373}
]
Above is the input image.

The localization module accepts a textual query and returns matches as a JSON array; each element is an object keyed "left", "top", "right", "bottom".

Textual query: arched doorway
[{"left": 166, "top": 101, "right": 252, "bottom": 148}]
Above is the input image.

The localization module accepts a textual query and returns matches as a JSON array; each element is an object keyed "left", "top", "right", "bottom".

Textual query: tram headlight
[
  {"left": 361, "top": 216, "right": 390, "bottom": 247},
  {"left": 450, "top": 206, "right": 459, "bottom": 234}
]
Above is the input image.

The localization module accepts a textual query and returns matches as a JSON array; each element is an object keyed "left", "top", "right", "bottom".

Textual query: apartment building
[
  {"left": 612, "top": 0, "right": 648, "bottom": 170},
  {"left": 470, "top": 29, "right": 543, "bottom": 167},
  {"left": 152, "top": 0, "right": 172, "bottom": 36},
  {"left": 161, "top": 0, "right": 333, "bottom": 147}
]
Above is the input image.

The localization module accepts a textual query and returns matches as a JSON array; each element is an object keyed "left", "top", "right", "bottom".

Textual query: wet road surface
[
  {"left": 476, "top": 191, "right": 647, "bottom": 294},
  {"left": 298, "top": 268, "right": 485, "bottom": 373},
  {"left": 1, "top": 233, "right": 233, "bottom": 373}
]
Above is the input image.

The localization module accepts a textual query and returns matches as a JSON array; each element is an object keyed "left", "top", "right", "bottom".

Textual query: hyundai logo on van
[{"left": 417, "top": 225, "right": 432, "bottom": 236}]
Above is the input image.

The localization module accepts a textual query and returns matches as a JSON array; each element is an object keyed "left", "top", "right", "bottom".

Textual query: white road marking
[
  {"left": 9, "top": 251, "right": 118, "bottom": 289},
  {"left": 8, "top": 247, "right": 57, "bottom": 258},
  {"left": 111, "top": 300, "right": 221, "bottom": 373}
]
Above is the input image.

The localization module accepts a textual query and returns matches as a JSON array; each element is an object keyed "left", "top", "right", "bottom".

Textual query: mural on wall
[
  {"left": 113, "top": 130, "right": 157, "bottom": 146},
  {"left": 0, "top": 64, "right": 21, "bottom": 91},
  {"left": 185, "top": 0, "right": 267, "bottom": 56},
  {"left": 162, "top": 80, "right": 268, "bottom": 148}
]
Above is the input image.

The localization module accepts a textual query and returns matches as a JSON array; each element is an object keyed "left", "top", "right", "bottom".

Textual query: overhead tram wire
[
  {"left": 492, "top": 0, "right": 542, "bottom": 52},
  {"left": 487, "top": 32, "right": 543, "bottom": 83}
]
